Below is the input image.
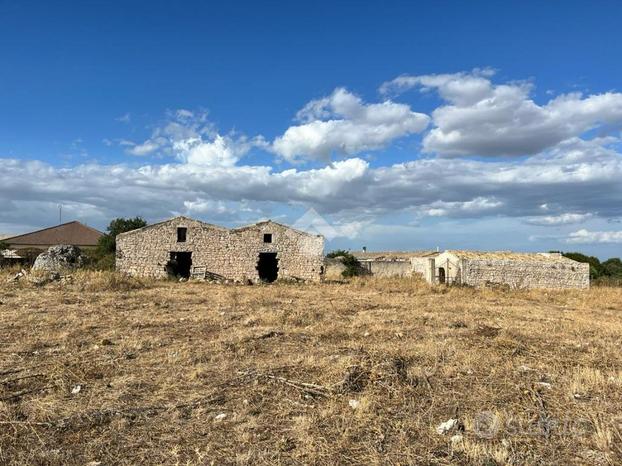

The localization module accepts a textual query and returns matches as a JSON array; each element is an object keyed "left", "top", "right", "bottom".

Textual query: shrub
[
  {"left": 326, "top": 250, "right": 364, "bottom": 277},
  {"left": 74, "top": 270, "right": 148, "bottom": 292}
]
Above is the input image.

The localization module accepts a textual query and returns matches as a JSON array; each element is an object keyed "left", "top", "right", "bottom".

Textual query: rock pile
[{"left": 32, "top": 245, "right": 84, "bottom": 272}]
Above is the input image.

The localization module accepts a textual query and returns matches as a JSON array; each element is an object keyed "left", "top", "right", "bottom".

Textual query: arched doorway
[{"left": 438, "top": 267, "right": 446, "bottom": 284}]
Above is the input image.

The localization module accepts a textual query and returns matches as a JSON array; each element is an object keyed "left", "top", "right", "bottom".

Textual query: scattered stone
[
  {"left": 27, "top": 271, "right": 61, "bottom": 286},
  {"left": 71, "top": 385, "right": 82, "bottom": 395},
  {"left": 436, "top": 418, "right": 458, "bottom": 435},
  {"left": 32, "top": 245, "right": 84, "bottom": 273},
  {"left": 450, "top": 434, "right": 463, "bottom": 444},
  {"left": 7, "top": 269, "right": 28, "bottom": 283},
  {"left": 214, "top": 413, "right": 227, "bottom": 421},
  {"left": 537, "top": 382, "right": 552, "bottom": 389},
  {"left": 348, "top": 399, "right": 360, "bottom": 410}
]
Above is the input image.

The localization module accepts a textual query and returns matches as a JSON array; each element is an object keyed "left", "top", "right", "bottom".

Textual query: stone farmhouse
[
  {"left": 116, "top": 216, "right": 324, "bottom": 282},
  {"left": 351, "top": 250, "right": 590, "bottom": 289}
]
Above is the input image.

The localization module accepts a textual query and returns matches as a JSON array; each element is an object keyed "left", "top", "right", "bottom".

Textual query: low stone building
[
  {"left": 353, "top": 251, "right": 438, "bottom": 279},
  {"left": 116, "top": 216, "right": 324, "bottom": 282},
  {"left": 426, "top": 250, "right": 590, "bottom": 289},
  {"left": 351, "top": 249, "right": 589, "bottom": 289}
]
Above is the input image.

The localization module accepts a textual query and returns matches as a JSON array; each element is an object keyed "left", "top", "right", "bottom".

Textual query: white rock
[
  {"left": 348, "top": 399, "right": 360, "bottom": 409},
  {"left": 71, "top": 385, "right": 81, "bottom": 395},
  {"left": 436, "top": 418, "right": 458, "bottom": 435},
  {"left": 450, "top": 434, "right": 463, "bottom": 444},
  {"left": 537, "top": 382, "right": 552, "bottom": 389},
  {"left": 214, "top": 413, "right": 227, "bottom": 421}
]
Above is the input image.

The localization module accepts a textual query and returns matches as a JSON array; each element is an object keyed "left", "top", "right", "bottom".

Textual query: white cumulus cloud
[
  {"left": 565, "top": 229, "right": 622, "bottom": 244},
  {"left": 272, "top": 88, "right": 430, "bottom": 162},
  {"left": 381, "top": 70, "right": 622, "bottom": 157}
]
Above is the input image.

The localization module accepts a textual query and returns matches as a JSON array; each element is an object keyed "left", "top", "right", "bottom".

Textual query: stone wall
[
  {"left": 461, "top": 259, "right": 590, "bottom": 289},
  {"left": 411, "top": 257, "right": 434, "bottom": 280},
  {"left": 116, "top": 216, "right": 324, "bottom": 282},
  {"left": 361, "top": 260, "right": 412, "bottom": 277}
]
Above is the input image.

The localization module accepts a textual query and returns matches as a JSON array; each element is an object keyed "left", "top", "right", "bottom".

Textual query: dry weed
[{"left": 0, "top": 271, "right": 621, "bottom": 464}]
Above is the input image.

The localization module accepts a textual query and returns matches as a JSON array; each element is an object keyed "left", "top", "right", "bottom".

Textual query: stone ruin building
[
  {"left": 350, "top": 250, "right": 590, "bottom": 289},
  {"left": 116, "top": 216, "right": 324, "bottom": 282}
]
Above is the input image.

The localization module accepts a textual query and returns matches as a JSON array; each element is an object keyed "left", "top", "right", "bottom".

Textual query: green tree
[
  {"left": 602, "top": 258, "right": 622, "bottom": 278},
  {"left": 0, "top": 240, "right": 9, "bottom": 251},
  {"left": 88, "top": 217, "right": 146, "bottom": 270},
  {"left": 97, "top": 217, "right": 147, "bottom": 254},
  {"left": 561, "top": 252, "right": 603, "bottom": 279}
]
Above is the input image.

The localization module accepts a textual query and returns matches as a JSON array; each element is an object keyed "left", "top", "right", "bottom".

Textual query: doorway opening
[
  {"left": 438, "top": 267, "right": 446, "bottom": 284},
  {"left": 167, "top": 251, "right": 192, "bottom": 278},
  {"left": 257, "top": 252, "right": 278, "bottom": 283}
]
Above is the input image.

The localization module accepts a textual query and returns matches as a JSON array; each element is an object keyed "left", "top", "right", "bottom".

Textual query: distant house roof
[
  {"left": 3, "top": 221, "right": 103, "bottom": 247},
  {"left": 353, "top": 250, "right": 438, "bottom": 261},
  {"left": 443, "top": 250, "right": 579, "bottom": 263}
]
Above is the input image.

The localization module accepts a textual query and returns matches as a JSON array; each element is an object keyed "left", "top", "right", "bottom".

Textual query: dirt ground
[{"left": 1, "top": 272, "right": 621, "bottom": 465}]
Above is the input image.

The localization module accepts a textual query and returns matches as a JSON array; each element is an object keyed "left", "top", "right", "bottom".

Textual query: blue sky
[{"left": 2, "top": 0, "right": 622, "bottom": 257}]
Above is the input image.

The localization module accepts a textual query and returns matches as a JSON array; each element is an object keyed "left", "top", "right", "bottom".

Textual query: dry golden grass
[{"left": 1, "top": 271, "right": 622, "bottom": 465}]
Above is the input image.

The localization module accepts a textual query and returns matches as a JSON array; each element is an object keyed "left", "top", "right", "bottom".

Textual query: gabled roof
[
  {"left": 232, "top": 219, "right": 323, "bottom": 238},
  {"left": 116, "top": 216, "right": 228, "bottom": 238},
  {"left": 117, "top": 216, "right": 323, "bottom": 239},
  {"left": 3, "top": 221, "right": 103, "bottom": 247}
]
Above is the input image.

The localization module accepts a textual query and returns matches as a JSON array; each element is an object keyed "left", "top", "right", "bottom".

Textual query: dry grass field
[{"left": 1, "top": 271, "right": 622, "bottom": 465}]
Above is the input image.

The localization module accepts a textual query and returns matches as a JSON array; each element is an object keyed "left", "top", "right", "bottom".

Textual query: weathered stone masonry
[
  {"left": 429, "top": 251, "right": 590, "bottom": 289},
  {"left": 116, "top": 216, "right": 324, "bottom": 282}
]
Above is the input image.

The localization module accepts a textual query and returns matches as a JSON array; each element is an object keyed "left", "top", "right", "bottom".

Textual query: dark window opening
[
  {"left": 263, "top": 233, "right": 272, "bottom": 243},
  {"left": 167, "top": 251, "right": 192, "bottom": 278},
  {"left": 257, "top": 252, "right": 278, "bottom": 282},
  {"left": 177, "top": 227, "right": 187, "bottom": 242},
  {"left": 438, "top": 267, "right": 446, "bottom": 284}
]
